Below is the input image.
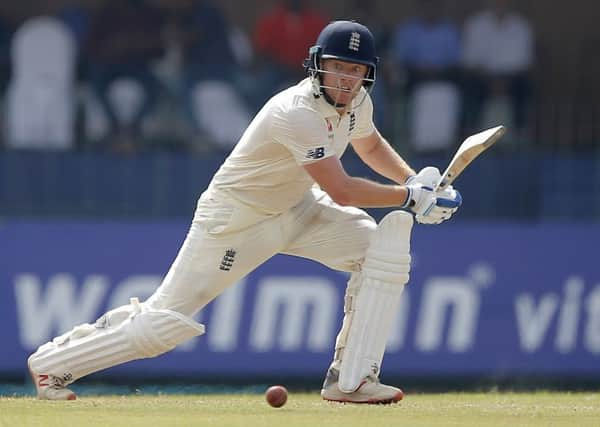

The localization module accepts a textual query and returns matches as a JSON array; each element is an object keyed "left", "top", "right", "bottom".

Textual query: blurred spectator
[
  {"left": 391, "top": 0, "right": 461, "bottom": 95},
  {"left": 56, "top": 1, "right": 91, "bottom": 99},
  {"left": 390, "top": 0, "right": 462, "bottom": 153},
  {"left": 166, "top": 0, "right": 238, "bottom": 83},
  {"left": 56, "top": 1, "right": 90, "bottom": 49},
  {"left": 161, "top": 0, "right": 252, "bottom": 151},
  {"left": 348, "top": 0, "right": 389, "bottom": 130},
  {"left": 0, "top": 14, "right": 12, "bottom": 96},
  {"left": 4, "top": 16, "right": 77, "bottom": 150},
  {"left": 251, "top": 0, "right": 328, "bottom": 106},
  {"left": 462, "top": 0, "right": 534, "bottom": 139},
  {"left": 85, "top": 0, "right": 165, "bottom": 150}
]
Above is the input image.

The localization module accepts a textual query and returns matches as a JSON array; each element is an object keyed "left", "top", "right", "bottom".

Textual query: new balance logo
[
  {"left": 325, "top": 119, "right": 334, "bottom": 140},
  {"left": 348, "top": 31, "right": 361, "bottom": 51},
  {"left": 219, "top": 249, "right": 236, "bottom": 271},
  {"left": 306, "top": 147, "right": 325, "bottom": 159}
]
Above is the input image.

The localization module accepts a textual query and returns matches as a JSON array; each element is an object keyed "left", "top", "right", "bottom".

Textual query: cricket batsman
[{"left": 28, "top": 20, "right": 462, "bottom": 403}]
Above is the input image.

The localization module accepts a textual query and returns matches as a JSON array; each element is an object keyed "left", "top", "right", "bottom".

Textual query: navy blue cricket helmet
[{"left": 304, "top": 20, "right": 379, "bottom": 89}]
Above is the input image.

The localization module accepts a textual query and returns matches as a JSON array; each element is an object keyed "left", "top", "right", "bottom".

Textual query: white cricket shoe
[
  {"left": 321, "top": 368, "right": 403, "bottom": 404},
  {"left": 28, "top": 356, "right": 77, "bottom": 401}
]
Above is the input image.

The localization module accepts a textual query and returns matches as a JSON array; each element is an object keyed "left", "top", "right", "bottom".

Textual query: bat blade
[{"left": 435, "top": 125, "right": 506, "bottom": 191}]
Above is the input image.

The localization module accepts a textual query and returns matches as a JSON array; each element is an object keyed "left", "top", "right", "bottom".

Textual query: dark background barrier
[{"left": 3, "top": 149, "right": 600, "bottom": 220}]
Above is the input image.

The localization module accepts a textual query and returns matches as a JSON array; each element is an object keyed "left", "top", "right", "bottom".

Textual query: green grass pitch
[{"left": 1, "top": 392, "right": 599, "bottom": 427}]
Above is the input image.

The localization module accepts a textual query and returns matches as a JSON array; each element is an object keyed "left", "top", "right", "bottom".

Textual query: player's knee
[
  {"left": 93, "top": 298, "right": 205, "bottom": 359},
  {"left": 362, "top": 210, "right": 413, "bottom": 286},
  {"left": 129, "top": 310, "right": 204, "bottom": 358},
  {"left": 123, "top": 298, "right": 205, "bottom": 358},
  {"left": 381, "top": 210, "right": 414, "bottom": 231},
  {"left": 356, "top": 216, "right": 377, "bottom": 250}
]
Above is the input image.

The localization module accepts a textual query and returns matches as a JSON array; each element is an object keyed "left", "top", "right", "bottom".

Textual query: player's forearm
[
  {"left": 331, "top": 176, "right": 409, "bottom": 208},
  {"left": 359, "top": 137, "right": 415, "bottom": 184}
]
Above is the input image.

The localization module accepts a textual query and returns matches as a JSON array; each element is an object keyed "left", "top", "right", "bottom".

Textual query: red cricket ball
[{"left": 265, "top": 385, "right": 288, "bottom": 408}]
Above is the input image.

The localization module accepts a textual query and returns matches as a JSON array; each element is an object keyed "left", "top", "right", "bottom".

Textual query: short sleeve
[
  {"left": 272, "top": 106, "right": 334, "bottom": 164},
  {"left": 351, "top": 90, "right": 376, "bottom": 139}
]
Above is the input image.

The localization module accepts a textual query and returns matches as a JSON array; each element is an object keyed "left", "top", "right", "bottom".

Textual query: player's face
[{"left": 320, "top": 59, "right": 368, "bottom": 108}]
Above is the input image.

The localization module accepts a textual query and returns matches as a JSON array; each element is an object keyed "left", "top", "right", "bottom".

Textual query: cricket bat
[{"left": 435, "top": 125, "right": 506, "bottom": 191}]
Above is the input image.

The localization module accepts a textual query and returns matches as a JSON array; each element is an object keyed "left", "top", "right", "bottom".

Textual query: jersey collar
[{"left": 314, "top": 92, "right": 342, "bottom": 118}]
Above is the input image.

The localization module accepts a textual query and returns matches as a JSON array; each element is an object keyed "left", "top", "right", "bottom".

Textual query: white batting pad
[
  {"left": 28, "top": 298, "right": 205, "bottom": 383},
  {"left": 337, "top": 211, "right": 413, "bottom": 392}
]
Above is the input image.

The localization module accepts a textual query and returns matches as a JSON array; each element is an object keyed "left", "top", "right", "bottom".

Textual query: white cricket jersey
[{"left": 206, "top": 78, "right": 375, "bottom": 215}]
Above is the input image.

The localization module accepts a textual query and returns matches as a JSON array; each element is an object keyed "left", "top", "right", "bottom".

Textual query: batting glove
[{"left": 404, "top": 167, "right": 462, "bottom": 224}]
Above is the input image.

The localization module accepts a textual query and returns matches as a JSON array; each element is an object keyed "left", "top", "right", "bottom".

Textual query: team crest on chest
[
  {"left": 348, "top": 32, "right": 361, "bottom": 51},
  {"left": 325, "top": 118, "right": 333, "bottom": 133},
  {"left": 325, "top": 118, "right": 334, "bottom": 140}
]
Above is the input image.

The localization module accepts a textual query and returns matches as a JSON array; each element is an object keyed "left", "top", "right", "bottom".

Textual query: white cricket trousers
[{"left": 145, "top": 187, "right": 376, "bottom": 317}]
